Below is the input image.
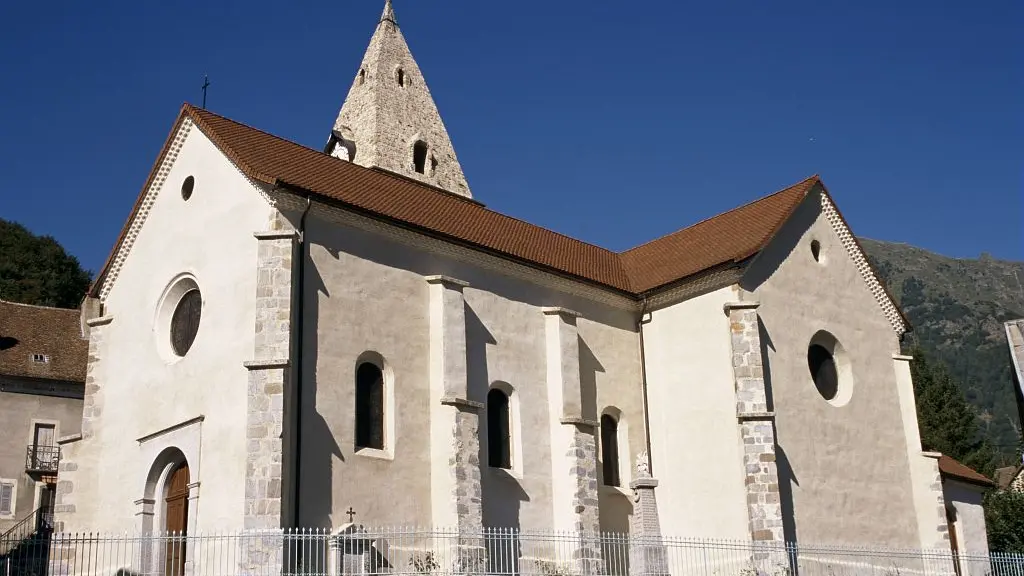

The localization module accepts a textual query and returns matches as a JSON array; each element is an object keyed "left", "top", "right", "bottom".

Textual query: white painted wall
[
  {"left": 60, "top": 123, "right": 271, "bottom": 532},
  {"left": 642, "top": 286, "right": 751, "bottom": 540},
  {"left": 297, "top": 206, "right": 644, "bottom": 532},
  {"left": 744, "top": 188, "right": 921, "bottom": 547}
]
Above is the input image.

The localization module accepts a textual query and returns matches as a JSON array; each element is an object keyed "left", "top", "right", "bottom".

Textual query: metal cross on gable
[{"left": 345, "top": 507, "right": 356, "bottom": 523}]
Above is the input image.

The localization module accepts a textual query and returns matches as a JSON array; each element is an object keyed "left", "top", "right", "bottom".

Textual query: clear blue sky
[{"left": 1, "top": 0, "right": 1020, "bottom": 274}]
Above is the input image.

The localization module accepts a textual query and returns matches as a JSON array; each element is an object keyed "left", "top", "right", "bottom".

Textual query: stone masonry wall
[
  {"left": 568, "top": 425, "right": 602, "bottom": 575},
  {"left": 240, "top": 228, "right": 297, "bottom": 574},
  {"left": 54, "top": 316, "right": 112, "bottom": 525},
  {"left": 726, "top": 302, "right": 784, "bottom": 543}
]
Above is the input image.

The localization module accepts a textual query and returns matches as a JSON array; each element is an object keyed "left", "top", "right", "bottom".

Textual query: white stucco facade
[
  {"left": 944, "top": 479, "right": 991, "bottom": 576},
  {"left": 56, "top": 122, "right": 273, "bottom": 533}
]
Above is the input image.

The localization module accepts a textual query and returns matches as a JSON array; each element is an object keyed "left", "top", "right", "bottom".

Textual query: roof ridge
[
  {"left": 0, "top": 300, "right": 79, "bottom": 313},
  {"left": 619, "top": 174, "right": 820, "bottom": 256},
  {"left": 184, "top": 104, "right": 625, "bottom": 259}
]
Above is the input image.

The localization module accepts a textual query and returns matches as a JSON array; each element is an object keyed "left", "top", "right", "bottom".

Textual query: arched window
[
  {"left": 413, "top": 141, "right": 428, "bottom": 174},
  {"left": 600, "top": 414, "right": 620, "bottom": 487},
  {"left": 355, "top": 362, "right": 385, "bottom": 450},
  {"left": 487, "top": 389, "right": 511, "bottom": 469}
]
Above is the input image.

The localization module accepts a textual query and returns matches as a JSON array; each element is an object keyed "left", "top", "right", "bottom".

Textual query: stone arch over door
[
  {"left": 136, "top": 418, "right": 203, "bottom": 576},
  {"left": 139, "top": 447, "right": 197, "bottom": 575}
]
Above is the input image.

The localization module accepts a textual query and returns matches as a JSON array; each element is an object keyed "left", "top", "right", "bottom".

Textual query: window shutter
[{"left": 0, "top": 483, "right": 12, "bottom": 515}]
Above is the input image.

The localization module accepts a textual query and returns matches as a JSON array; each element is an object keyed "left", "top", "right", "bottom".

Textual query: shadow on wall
[
  {"left": 738, "top": 190, "right": 821, "bottom": 293},
  {"left": 758, "top": 318, "right": 798, "bottom": 544},
  {"left": 469, "top": 303, "right": 530, "bottom": 573},
  {"left": 579, "top": 336, "right": 602, "bottom": 424},
  {"left": 585, "top": 335, "right": 633, "bottom": 534},
  {"left": 299, "top": 250, "right": 344, "bottom": 529}
]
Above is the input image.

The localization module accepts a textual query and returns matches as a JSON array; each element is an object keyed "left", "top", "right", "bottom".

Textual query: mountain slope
[{"left": 862, "top": 238, "right": 1024, "bottom": 462}]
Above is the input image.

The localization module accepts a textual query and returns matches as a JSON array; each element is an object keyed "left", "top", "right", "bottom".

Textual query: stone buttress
[
  {"left": 543, "top": 307, "right": 602, "bottom": 575},
  {"left": 724, "top": 301, "right": 785, "bottom": 543},
  {"left": 239, "top": 216, "right": 300, "bottom": 573},
  {"left": 427, "top": 275, "right": 486, "bottom": 573}
]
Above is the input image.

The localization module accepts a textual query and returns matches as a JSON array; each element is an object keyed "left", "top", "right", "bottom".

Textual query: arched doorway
[{"left": 164, "top": 462, "right": 190, "bottom": 576}]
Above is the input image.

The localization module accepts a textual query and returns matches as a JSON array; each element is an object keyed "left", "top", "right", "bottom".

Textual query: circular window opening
[
  {"left": 170, "top": 289, "right": 202, "bottom": 356},
  {"left": 181, "top": 176, "right": 195, "bottom": 201},
  {"left": 806, "top": 331, "right": 853, "bottom": 406},
  {"left": 808, "top": 344, "right": 837, "bottom": 400},
  {"left": 810, "top": 240, "right": 822, "bottom": 262},
  {"left": 155, "top": 275, "right": 202, "bottom": 361}
]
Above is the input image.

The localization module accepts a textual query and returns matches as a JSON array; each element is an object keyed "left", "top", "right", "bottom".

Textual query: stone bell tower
[{"left": 326, "top": 0, "right": 473, "bottom": 198}]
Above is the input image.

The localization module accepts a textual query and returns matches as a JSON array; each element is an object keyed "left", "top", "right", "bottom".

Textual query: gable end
[
  {"left": 94, "top": 119, "right": 194, "bottom": 301},
  {"left": 820, "top": 193, "right": 908, "bottom": 336}
]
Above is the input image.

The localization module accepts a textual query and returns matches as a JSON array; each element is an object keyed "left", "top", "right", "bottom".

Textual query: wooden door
[{"left": 164, "top": 463, "right": 190, "bottom": 576}]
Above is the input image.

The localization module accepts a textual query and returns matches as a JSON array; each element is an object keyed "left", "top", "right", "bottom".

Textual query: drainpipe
[
  {"left": 637, "top": 296, "right": 654, "bottom": 474},
  {"left": 292, "top": 195, "right": 312, "bottom": 528}
]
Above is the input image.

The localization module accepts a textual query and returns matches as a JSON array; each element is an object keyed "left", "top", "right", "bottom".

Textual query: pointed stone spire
[
  {"left": 380, "top": 0, "right": 396, "bottom": 26},
  {"left": 326, "top": 0, "right": 473, "bottom": 197}
]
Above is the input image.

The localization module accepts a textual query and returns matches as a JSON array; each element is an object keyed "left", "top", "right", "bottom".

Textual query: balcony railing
[{"left": 25, "top": 445, "right": 60, "bottom": 473}]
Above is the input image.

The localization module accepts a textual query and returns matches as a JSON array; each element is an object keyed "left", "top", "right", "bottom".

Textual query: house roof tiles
[{"left": 0, "top": 300, "right": 87, "bottom": 384}]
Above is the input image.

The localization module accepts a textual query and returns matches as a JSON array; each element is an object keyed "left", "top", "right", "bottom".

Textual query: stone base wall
[
  {"left": 739, "top": 418, "right": 784, "bottom": 542},
  {"left": 567, "top": 425, "right": 602, "bottom": 575},
  {"left": 450, "top": 406, "right": 483, "bottom": 532}
]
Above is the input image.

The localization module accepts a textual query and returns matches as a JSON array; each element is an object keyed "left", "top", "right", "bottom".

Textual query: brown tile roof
[
  {"left": 87, "top": 104, "right": 829, "bottom": 299},
  {"left": 621, "top": 178, "right": 818, "bottom": 292},
  {"left": 938, "top": 455, "right": 995, "bottom": 488},
  {"left": 0, "top": 301, "right": 88, "bottom": 383}
]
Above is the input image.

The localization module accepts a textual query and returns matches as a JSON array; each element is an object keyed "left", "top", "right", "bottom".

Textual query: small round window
[
  {"left": 807, "top": 331, "right": 853, "bottom": 406},
  {"left": 170, "top": 289, "right": 202, "bottom": 356},
  {"left": 181, "top": 176, "right": 195, "bottom": 201},
  {"left": 810, "top": 240, "right": 822, "bottom": 262}
]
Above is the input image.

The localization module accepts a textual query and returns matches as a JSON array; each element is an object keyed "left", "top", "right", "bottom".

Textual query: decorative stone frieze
[
  {"left": 724, "top": 302, "right": 784, "bottom": 543},
  {"left": 629, "top": 453, "right": 669, "bottom": 576}
]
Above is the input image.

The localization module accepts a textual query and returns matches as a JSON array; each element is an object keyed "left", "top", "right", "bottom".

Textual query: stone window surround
[
  {"left": 483, "top": 381, "right": 525, "bottom": 480},
  {"left": 598, "top": 406, "right": 632, "bottom": 497},
  {"left": 807, "top": 330, "right": 854, "bottom": 408},
  {"left": 154, "top": 273, "right": 203, "bottom": 364},
  {"left": 354, "top": 351, "right": 396, "bottom": 461},
  {"left": 0, "top": 478, "right": 17, "bottom": 519},
  {"left": 26, "top": 418, "right": 61, "bottom": 449}
]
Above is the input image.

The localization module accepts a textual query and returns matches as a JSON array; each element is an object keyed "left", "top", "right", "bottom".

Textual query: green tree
[
  {"left": 984, "top": 489, "right": 1024, "bottom": 553},
  {"left": 911, "top": 347, "right": 997, "bottom": 476},
  {"left": 0, "top": 218, "right": 91, "bottom": 308}
]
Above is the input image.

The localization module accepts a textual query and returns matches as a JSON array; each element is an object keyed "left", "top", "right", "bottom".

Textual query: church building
[{"left": 55, "top": 0, "right": 966, "bottom": 556}]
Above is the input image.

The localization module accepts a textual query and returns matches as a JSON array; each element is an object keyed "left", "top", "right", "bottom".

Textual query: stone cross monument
[{"left": 629, "top": 452, "right": 670, "bottom": 576}]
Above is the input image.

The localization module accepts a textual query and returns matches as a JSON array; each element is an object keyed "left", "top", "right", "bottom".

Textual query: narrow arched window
[
  {"left": 601, "top": 414, "right": 620, "bottom": 487},
  {"left": 413, "top": 141, "right": 428, "bottom": 174},
  {"left": 487, "top": 389, "right": 511, "bottom": 469},
  {"left": 355, "top": 362, "right": 384, "bottom": 450}
]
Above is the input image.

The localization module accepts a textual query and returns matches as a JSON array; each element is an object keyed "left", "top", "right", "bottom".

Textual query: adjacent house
[
  {"left": 938, "top": 456, "right": 995, "bottom": 576},
  {"left": 0, "top": 301, "right": 87, "bottom": 535}
]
